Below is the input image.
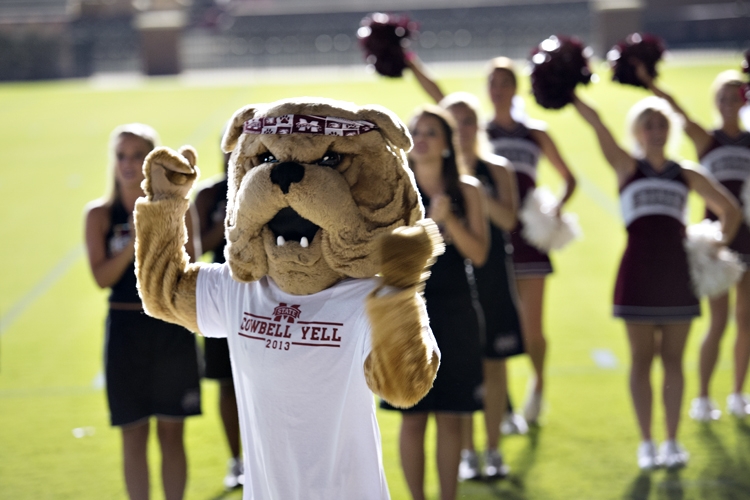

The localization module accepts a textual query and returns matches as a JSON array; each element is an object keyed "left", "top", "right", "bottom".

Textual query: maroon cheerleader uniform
[
  {"left": 487, "top": 121, "right": 553, "bottom": 276},
  {"left": 700, "top": 130, "right": 750, "bottom": 264},
  {"left": 614, "top": 159, "right": 700, "bottom": 323}
]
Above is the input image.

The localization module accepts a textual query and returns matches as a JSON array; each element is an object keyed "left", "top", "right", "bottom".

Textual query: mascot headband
[{"left": 243, "top": 114, "right": 378, "bottom": 137}]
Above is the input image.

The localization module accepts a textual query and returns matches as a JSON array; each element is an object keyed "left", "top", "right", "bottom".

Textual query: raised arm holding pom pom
[
  {"left": 608, "top": 33, "right": 665, "bottom": 88},
  {"left": 357, "top": 12, "right": 416, "bottom": 77},
  {"left": 528, "top": 35, "right": 593, "bottom": 110}
]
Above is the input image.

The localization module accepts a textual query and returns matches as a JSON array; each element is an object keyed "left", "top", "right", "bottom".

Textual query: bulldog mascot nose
[{"left": 134, "top": 97, "right": 443, "bottom": 500}]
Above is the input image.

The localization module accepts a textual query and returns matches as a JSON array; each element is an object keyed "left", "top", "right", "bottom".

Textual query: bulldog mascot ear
[
  {"left": 222, "top": 104, "right": 256, "bottom": 152},
  {"left": 134, "top": 97, "right": 442, "bottom": 500}
]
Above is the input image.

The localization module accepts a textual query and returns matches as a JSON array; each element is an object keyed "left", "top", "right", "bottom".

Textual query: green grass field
[{"left": 2, "top": 53, "right": 750, "bottom": 499}]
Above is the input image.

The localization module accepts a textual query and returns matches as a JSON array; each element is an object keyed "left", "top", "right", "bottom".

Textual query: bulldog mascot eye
[{"left": 134, "top": 97, "right": 444, "bottom": 500}]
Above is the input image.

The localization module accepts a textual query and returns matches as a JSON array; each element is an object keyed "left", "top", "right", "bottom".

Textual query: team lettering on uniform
[
  {"left": 631, "top": 188, "right": 686, "bottom": 212},
  {"left": 620, "top": 177, "right": 688, "bottom": 227},
  {"left": 490, "top": 137, "right": 541, "bottom": 179},
  {"left": 237, "top": 302, "right": 343, "bottom": 350},
  {"left": 711, "top": 157, "right": 750, "bottom": 174},
  {"left": 703, "top": 147, "right": 750, "bottom": 182},
  {"left": 495, "top": 147, "right": 536, "bottom": 167}
]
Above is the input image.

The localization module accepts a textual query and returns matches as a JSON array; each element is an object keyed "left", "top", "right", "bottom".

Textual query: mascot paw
[
  {"left": 142, "top": 146, "right": 199, "bottom": 201},
  {"left": 378, "top": 218, "right": 445, "bottom": 289}
]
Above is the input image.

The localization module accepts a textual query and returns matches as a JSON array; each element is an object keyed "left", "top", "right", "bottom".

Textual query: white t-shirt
[{"left": 196, "top": 264, "right": 390, "bottom": 500}]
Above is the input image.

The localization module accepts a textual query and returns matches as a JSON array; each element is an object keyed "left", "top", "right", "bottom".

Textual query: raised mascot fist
[
  {"left": 378, "top": 219, "right": 444, "bottom": 289},
  {"left": 142, "top": 145, "right": 199, "bottom": 201}
]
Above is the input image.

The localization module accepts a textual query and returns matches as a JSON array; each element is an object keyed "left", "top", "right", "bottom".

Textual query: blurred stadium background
[{"left": 0, "top": 0, "right": 748, "bottom": 80}]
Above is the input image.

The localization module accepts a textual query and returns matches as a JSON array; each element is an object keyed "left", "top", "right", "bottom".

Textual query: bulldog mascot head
[
  {"left": 219, "top": 98, "right": 424, "bottom": 293},
  {"left": 134, "top": 97, "right": 442, "bottom": 499}
]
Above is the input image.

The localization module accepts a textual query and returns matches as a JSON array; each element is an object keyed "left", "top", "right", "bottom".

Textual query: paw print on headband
[{"left": 243, "top": 114, "right": 378, "bottom": 137}]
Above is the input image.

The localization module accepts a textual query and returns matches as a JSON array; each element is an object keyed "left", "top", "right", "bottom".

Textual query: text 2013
[{"left": 266, "top": 339, "right": 290, "bottom": 350}]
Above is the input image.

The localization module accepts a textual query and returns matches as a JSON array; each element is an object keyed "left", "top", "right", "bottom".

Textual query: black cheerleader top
[
  {"left": 473, "top": 158, "right": 512, "bottom": 254},
  {"left": 474, "top": 158, "right": 498, "bottom": 198},
  {"left": 419, "top": 188, "right": 472, "bottom": 300},
  {"left": 210, "top": 178, "right": 229, "bottom": 264},
  {"left": 105, "top": 199, "right": 140, "bottom": 304}
]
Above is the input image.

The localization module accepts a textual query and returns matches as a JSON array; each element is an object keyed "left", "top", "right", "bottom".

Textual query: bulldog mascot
[{"left": 134, "top": 97, "right": 443, "bottom": 499}]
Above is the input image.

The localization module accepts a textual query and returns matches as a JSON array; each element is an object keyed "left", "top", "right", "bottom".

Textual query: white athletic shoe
[
  {"left": 523, "top": 392, "right": 543, "bottom": 424},
  {"left": 483, "top": 449, "right": 510, "bottom": 479},
  {"left": 458, "top": 449, "right": 481, "bottom": 481},
  {"left": 500, "top": 412, "right": 529, "bottom": 435},
  {"left": 223, "top": 457, "right": 244, "bottom": 489},
  {"left": 727, "top": 393, "right": 750, "bottom": 418},
  {"left": 637, "top": 440, "right": 662, "bottom": 471},
  {"left": 659, "top": 440, "right": 689, "bottom": 470},
  {"left": 689, "top": 396, "right": 721, "bottom": 422}
]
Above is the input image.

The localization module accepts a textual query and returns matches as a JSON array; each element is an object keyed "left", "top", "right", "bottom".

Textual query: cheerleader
[
  {"left": 381, "top": 106, "right": 489, "bottom": 500},
  {"left": 84, "top": 124, "right": 202, "bottom": 498},
  {"left": 440, "top": 93, "right": 522, "bottom": 480},
  {"left": 406, "top": 55, "right": 525, "bottom": 480},
  {"left": 486, "top": 57, "right": 577, "bottom": 423},
  {"left": 571, "top": 92, "right": 741, "bottom": 469},
  {"left": 639, "top": 64, "right": 750, "bottom": 420}
]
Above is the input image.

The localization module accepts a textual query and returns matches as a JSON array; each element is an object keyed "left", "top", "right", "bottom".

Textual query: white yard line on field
[{"left": 0, "top": 244, "right": 85, "bottom": 335}]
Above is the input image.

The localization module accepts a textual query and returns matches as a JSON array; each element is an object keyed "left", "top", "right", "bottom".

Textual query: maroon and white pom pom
[
  {"left": 357, "top": 13, "right": 416, "bottom": 78},
  {"left": 607, "top": 33, "right": 665, "bottom": 88},
  {"left": 519, "top": 187, "right": 581, "bottom": 251},
  {"left": 528, "top": 34, "right": 593, "bottom": 110},
  {"left": 684, "top": 220, "right": 746, "bottom": 298}
]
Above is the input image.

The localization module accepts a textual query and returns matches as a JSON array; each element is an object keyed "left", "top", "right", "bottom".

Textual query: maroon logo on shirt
[
  {"left": 273, "top": 303, "right": 301, "bottom": 323},
  {"left": 238, "top": 303, "right": 345, "bottom": 351}
]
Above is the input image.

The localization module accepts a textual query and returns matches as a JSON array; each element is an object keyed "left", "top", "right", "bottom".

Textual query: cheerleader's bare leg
[
  {"left": 482, "top": 359, "right": 507, "bottom": 451},
  {"left": 700, "top": 293, "right": 729, "bottom": 398},
  {"left": 515, "top": 277, "right": 547, "bottom": 397},
  {"left": 121, "top": 419, "right": 150, "bottom": 500},
  {"left": 399, "top": 413, "right": 428, "bottom": 500},
  {"left": 659, "top": 323, "right": 690, "bottom": 440},
  {"left": 626, "top": 324, "right": 657, "bottom": 441},
  {"left": 435, "top": 413, "right": 462, "bottom": 500},
  {"left": 460, "top": 414, "right": 475, "bottom": 450},
  {"left": 157, "top": 419, "right": 187, "bottom": 500}
]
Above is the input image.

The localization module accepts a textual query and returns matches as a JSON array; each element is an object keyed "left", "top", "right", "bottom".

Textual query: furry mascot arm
[
  {"left": 364, "top": 219, "right": 444, "bottom": 408},
  {"left": 134, "top": 146, "right": 202, "bottom": 333}
]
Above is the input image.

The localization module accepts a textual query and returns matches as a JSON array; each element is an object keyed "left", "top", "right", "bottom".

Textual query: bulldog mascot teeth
[{"left": 134, "top": 97, "right": 443, "bottom": 499}]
